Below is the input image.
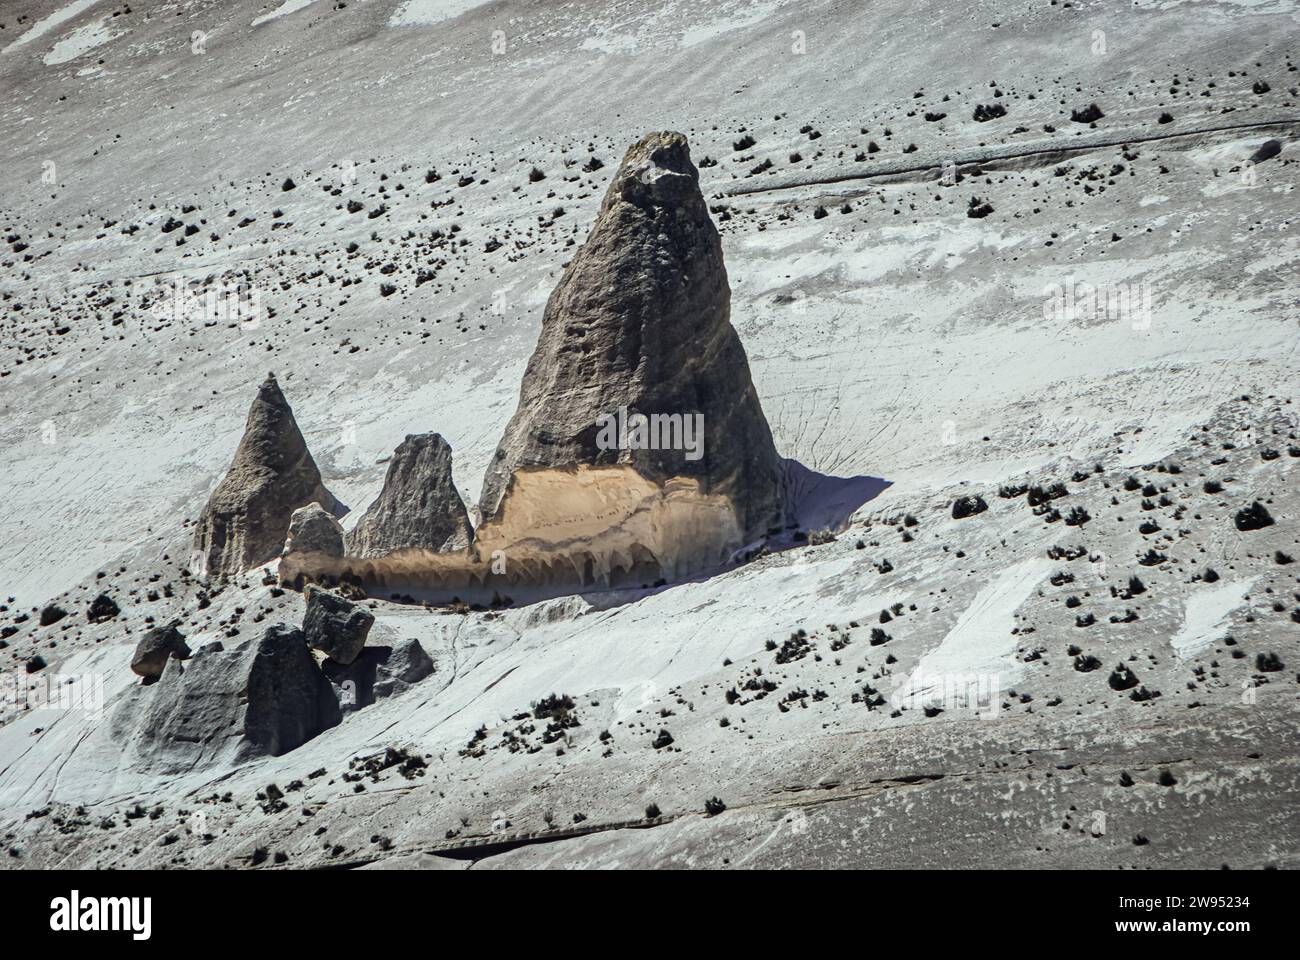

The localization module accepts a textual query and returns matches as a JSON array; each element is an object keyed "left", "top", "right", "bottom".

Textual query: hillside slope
[{"left": 1, "top": 0, "right": 1296, "bottom": 868}]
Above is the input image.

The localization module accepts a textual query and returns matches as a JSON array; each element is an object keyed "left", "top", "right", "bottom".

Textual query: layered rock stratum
[{"left": 193, "top": 375, "right": 342, "bottom": 578}]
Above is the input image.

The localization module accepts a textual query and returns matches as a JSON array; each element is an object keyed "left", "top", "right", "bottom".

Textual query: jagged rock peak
[
  {"left": 345, "top": 433, "right": 473, "bottom": 559},
  {"left": 193, "top": 373, "right": 342, "bottom": 578},
  {"left": 477, "top": 131, "right": 785, "bottom": 542}
]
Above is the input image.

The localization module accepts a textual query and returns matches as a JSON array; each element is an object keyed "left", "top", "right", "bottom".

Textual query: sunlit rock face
[
  {"left": 476, "top": 131, "right": 785, "bottom": 545},
  {"left": 283, "top": 503, "right": 345, "bottom": 558},
  {"left": 344, "top": 433, "right": 473, "bottom": 559},
  {"left": 280, "top": 464, "right": 744, "bottom": 604},
  {"left": 193, "top": 374, "right": 342, "bottom": 578}
]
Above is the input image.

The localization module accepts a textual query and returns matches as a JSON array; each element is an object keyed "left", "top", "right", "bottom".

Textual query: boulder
[
  {"left": 302, "top": 585, "right": 374, "bottom": 665},
  {"left": 283, "top": 502, "right": 345, "bottom": 558},
  {"left": 322, "top": 638, "right": 434, "bottom": 713},
  {"left": 193, "top": 373, "right": 342, "bottom": 578},
  {"left": 110, "top": 624, "right": 340, "bottom": 771},
  {"left": 476, "top": 131, "right": 785, "bottom": 544},
  {"left": 345, "top": 433, "right": 473, "bottom": 558},
  {"left": 130, "top": 623, "right": 191, "bottom": 682}
]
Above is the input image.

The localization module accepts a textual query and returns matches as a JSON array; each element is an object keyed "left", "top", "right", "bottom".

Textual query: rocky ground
[{"left": 1, "top": 0, "right": 1297, "bottom": 868}]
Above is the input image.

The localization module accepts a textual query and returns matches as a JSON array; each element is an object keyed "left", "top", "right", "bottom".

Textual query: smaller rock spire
[
  {"left": 345, "top": 433, "right": 473, "bottom": 559},
  {"left": 193, "top": 374, "right": 341, "bottom": 578}
]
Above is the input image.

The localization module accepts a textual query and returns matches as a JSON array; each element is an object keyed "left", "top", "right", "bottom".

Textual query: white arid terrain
[{"left": 1, "top": 0, "right": 1297, "bottom": 869}]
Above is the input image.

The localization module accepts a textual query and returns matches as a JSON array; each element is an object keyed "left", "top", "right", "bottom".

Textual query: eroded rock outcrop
[
  {"left": 345, "top": 433, "right": 472, "bottom": 558},
  {"left": 477, "top": 131, "right": 784, "bottom": 543},
  {"left": 111, "top": 623, "right": 340, "bottom": 772},
  {"left": 280, "top": 464, "right": 744, "bottom": 603},
  {"left": 193, "top": 374, "right": 342, "bottom": 578}
]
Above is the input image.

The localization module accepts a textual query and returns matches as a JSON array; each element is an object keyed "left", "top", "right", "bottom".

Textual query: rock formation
[
  {"left": 322, "top": 638, "right": 434, "bottom": 713},
  {"left": 279, "top": 464, "right": 745, "bottom": 603},
  {"left": 284, "top": 502, "right": 345, "bottom": 558},
  {"left": 477, "top": 131, "right": 784, "bottom": 544},
  {"left": 130, "top": 623, "right": 190, "bottom": 682},
  {"left": 302, "top": 585, "right": 374, "bottom": 665},
  {"left": 111, "top": 624, "right": 340, "bottom": 771},
  {"left": 278, "top": 133, "right": 787, "bottom": 602},
  {"left": 193, "top": 373, "right": 342, "bottom": 578},
  {"left": 345, "top": 433, "right": 473, "bottom": 558}
]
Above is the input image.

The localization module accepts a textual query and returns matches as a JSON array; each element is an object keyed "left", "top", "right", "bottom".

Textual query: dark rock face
[
  {"left": 476, "top": 131, "right": 784, "bottom": 542},
  {"left": 345, "top": 433, "right": 472, "bottom": 558},
  {"left": 283, "top": 502, "right": 345, "bottom": 558},
  {"left": 111, "top": 624, "right": 340, "bottom": 771},
  {"left": 130, "top": 623, "right": 191, "bottom": 681},
  {"left": 193, "top": 374, "right": 341, "bottom": 578},
  {"left": 322, "top": 638, "right": 434, "bottom": 713},
  {"left": 1234, "top": 501, "right": 1274, "bottom": 531},
  {"left": 302, "top": 585, "right": 374, "bottom": 665}
]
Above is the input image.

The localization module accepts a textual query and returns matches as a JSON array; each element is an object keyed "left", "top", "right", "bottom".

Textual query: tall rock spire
[
  {"left": 193, "top": 373, "right": 341, "bottom": 577},
  {"left": 345, "top": 433, "right": 473, "bottom": 559},
  {"left": 477, "top": 131, "right": 784, "bottom": 542}
]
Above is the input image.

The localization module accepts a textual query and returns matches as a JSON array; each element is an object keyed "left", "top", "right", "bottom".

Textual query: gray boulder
[
  {"left": 110, "top": 624, "right": 340, "bottom": 771},
  {"left": 322, "top": 638, "right": 434, "bottom": 713},
  {"left": 302, "top": 585, "right": 374, "bottom": 665},
  {"left": 345, "top": 433, "right": 473, "bottom": 558},
  {"left": 130, "top": 623, "right": 191, "bottom": 682},
  {"left": 283, "top": 502, "right": 345, "bottom": 557},
  {"left": 476, "top": 131, "right": 785, "bottom": 543},
  {"left": 193, "top": 373, "right": 342, "bottom": 578}
]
